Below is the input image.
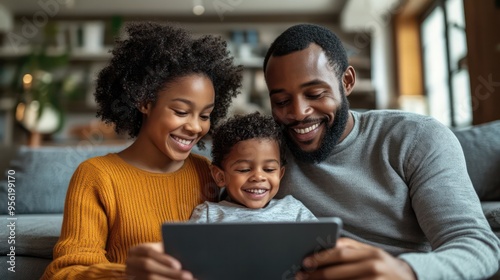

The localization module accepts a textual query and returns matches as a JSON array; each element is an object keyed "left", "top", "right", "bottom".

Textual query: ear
[
  {"left": 139, "top": 102, "right": 152, "bottom": 115},
  {"left": 279, "top": 166, "right": 285, "bottom": 180},
  {"left": 343, "top": 66, "right": 356, "bottom": 97},
  {"left": 210, "top": 165, "right": 226, "bottom": 188}
]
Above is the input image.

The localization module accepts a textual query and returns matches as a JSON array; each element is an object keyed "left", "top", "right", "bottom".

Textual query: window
[{"left": 421, "top": 0, "right": 471, "bottom": 127}]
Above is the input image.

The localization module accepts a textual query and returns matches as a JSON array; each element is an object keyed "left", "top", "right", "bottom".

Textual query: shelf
[
  {"left": 65, "top": 48, "right": 112, "bottom": 61},
  {"left": 0, "top": 46, "right": 112, "bottom": 61},
  {"left": 235, "top": 56, "right": 264, "bottom": 68},
  {"left": 1, "top": 45, "right": 262, "bottom": 67},
  {"left": 0, "top": 46, "right": 32, "bottom": 58}
]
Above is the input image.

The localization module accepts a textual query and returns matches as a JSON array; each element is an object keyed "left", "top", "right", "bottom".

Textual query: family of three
[{"left": 41, "top": 22, "right": 499, "bottom": 280}]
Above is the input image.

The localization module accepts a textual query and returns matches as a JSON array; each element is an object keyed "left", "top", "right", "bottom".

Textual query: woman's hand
[
  {"left": 296, "top": 237, "right": 417, "bottom": 280},
  {"left": 126, "top": 242, "right": 194, "bottom": 280}
]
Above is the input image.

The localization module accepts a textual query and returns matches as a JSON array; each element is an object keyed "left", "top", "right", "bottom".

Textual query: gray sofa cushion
[
  {"left": 0, "top": 256, "right": 52, "bottom": 280},
  {"left": 0, "top": 214, "right": 63, "bottom": 258},
  {"left": 0, "top": 145, "right": 126, "bottom": 214},
  {"left": 453, "top": 120, "right": 500, "bottom": 201},
  {"left": 482, "top": 202, "right": 500, "bottom": 230}
]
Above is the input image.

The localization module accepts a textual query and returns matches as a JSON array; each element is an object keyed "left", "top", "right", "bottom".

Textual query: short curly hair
[
  {"left": 95, "top": 22, "right": 242, "bottom": 143},
  {"left": 263, "top": 23, "right": 348, "bottom": 80},
  {"left": 211, "top": 112, "right": 286, "bottom": 168}
]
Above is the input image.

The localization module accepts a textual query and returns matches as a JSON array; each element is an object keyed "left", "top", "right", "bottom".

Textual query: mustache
[{"left": 283, "top": 117, "right": 328, "bottom": 128}]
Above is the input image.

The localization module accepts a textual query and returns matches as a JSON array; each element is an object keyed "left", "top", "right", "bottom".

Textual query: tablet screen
[{"left": 162, "top": 217, "right": 342, "bottom": 280}]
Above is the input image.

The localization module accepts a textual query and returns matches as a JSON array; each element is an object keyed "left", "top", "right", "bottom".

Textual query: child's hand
[{"left": 126, "top": 242, "right": 195, "bottom": 280}]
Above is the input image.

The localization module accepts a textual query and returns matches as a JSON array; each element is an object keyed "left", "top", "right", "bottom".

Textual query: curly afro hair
[
  {"left": 263, "top": 23, "right": 348, "bottom": 80},
  {"left": 211, "top": 112, "right": 286, "bottom": 168},
  {"left": 94, "top": 22, "right": 242, "bottom": 143}
]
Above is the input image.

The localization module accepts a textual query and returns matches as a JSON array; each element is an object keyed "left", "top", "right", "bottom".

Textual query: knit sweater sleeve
[
  {"left": 41, "top": 160, "right": 126, "bottom": 280},
  {"left": 398, "top": 118, "right": 500, "bottom": 279}
]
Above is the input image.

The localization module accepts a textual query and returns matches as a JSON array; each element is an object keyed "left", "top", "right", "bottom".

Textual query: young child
[
  {"left": 189, "top": 112, "right": 317, "bottom": 222},
  {"left": 42, "top": 22, "right": 242, "bottom": 280}
]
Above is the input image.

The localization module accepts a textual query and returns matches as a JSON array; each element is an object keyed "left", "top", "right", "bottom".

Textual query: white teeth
[
  {"left": 246, "top": 189, "right": 267, "bottom": 194},
  {"left": 293, "top": 123, "right": 320, "bottom": 134},
  {"left": 172, "top": 136, "right": 193, "bottom": 145}
]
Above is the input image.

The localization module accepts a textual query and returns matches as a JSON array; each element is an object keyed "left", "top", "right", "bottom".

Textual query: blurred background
[{"left": 0, "top": 0, "right": 498, "bottom": 147}]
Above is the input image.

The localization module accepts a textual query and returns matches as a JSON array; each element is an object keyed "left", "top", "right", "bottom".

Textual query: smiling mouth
[
  {"left": 171, "top": 135, "right": 195, "bottom": 146},
  {"left": 293, "top": 123, "right": 320, "bottom": 134},
  {"left": 244, "top": 189, "right": 268, "bottom": 194}
]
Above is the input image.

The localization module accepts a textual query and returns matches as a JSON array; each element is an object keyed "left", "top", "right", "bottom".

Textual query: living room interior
[
  {"left": 0, "top": 0, "right": 498, "bottom": 150},
  {"left": 0, "top": 1, "right": 500, "bottom": 279}
]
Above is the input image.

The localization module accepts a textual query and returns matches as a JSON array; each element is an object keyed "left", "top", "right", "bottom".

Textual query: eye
[
  {"left": 264, "top": 168, "right": 276, "bottom": 173},
  {"left": 273, "top": 99, "right": 289, "bottom": 107},
  {"left": 173, "top": 109, "right": 187, "bottom": 116},
  {"left": 236, "top": 169, "right": 250, "bottom": 173},
  {"left": 200, "top": 114, "right": 210, "bottom": 121},
  {"left": 307, "top": 91, "right": 325, "bottom": 99}
]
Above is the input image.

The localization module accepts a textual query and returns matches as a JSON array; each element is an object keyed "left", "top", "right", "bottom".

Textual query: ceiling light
[{"left": 193, "top": 0, "right": 205, "bottom": 16}]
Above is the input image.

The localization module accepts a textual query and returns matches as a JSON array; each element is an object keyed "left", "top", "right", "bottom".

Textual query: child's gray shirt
[{"left": 189, "top": 195, "right": 317, "bottom": 223}]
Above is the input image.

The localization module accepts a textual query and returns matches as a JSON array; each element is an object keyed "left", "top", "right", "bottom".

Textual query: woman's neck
[{"left": 118, "top": 136, "right": 185, "bottom": 174}]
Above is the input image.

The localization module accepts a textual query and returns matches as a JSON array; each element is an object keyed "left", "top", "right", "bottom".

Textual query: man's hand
[
  {"left": 126, "top": 242, "right": 195, "bottom": 280},
  {"left": 296, "top": 237, "right": 417, "bottom": 280}
]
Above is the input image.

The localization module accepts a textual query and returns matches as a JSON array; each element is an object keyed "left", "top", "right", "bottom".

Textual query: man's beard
[{"left": 282, "top": 90, "right": 350, "bottom": 164}]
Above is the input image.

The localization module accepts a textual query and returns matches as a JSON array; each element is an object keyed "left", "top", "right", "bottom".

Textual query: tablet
[{"left": 162, "top": 217, "right": 342, "bottom": 280}]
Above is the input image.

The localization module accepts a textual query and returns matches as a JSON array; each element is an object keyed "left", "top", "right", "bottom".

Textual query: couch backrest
[
  {"left": 0, "top": 145, "right": 126, "bottom": 214},
  {"left": 453, "top": 120, "right": 500, "bottom": 201}
]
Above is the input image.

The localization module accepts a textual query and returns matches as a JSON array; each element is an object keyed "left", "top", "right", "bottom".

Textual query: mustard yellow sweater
[{"left": 41, "top": 153, "right": 217, "bottom": 280}]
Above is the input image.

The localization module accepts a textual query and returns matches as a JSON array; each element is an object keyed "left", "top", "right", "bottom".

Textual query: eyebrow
[
  {"left": 229, "top": 159, "right": 280, "bottom": 167},
  {"left": 171, "top": 98, "right": 214, "bottom": 109},
  {"left": 269, "top": 79, "right": 329, "bottom": 96}
]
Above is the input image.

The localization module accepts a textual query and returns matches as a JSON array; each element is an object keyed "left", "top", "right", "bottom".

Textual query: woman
[{"left": 41, "top": 22, "right": 242, "bottom": 280}]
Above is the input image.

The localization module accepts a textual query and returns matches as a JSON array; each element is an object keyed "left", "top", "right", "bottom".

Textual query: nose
[
  {"left": 185, "top": 117, "right": 203, "bottom": 134},
  {"left": 250, "top": 170, "right": 266, "bottom": 182},
  {"left": 287, "top": 97, "right": 312, "bottom": 122}
]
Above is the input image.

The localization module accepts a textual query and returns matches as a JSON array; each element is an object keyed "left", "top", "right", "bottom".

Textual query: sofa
[{"left": 1, "top": 120, "right": 499, "bottom": 280}]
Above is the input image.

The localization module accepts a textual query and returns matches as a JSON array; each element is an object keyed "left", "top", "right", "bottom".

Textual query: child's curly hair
[
  {"left": 211, "top": 112, "right": 286, "bottom": 168},
  {"left": 94, "top": 22, "right": 242, "bottom": 143}
]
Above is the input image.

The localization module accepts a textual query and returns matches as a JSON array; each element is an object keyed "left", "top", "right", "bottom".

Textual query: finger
[
  {"left": 131, "top": 273, "right": 194, "bottom": 280},
  {"left": 129, "top": 270, "right": 194, "bottom": 280},
  {"left": 127, "top": 260, "right": 194, "bottom": 280},
  {"left": 336, "top": 237, "right": 372, "bottom": 249},
  {"left": 302, "top": 237, "right": 381, "bottom": 268},
  {"left": 298, "top": 259, "right": 382, "bottom": 280},
  {"left": 131, "top": 243, "right": 183, "bottom": 269},
  {"left": 127, "top": 243, "right": 194, "bottom": 279},
  {"left": 130, "top": 257, "right": 193, "bottom": 279},
  {"left": 303, "top": 246, "right": 384, "bottom": 269}
]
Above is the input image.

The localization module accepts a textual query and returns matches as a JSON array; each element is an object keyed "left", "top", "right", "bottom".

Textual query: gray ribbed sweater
[
  {"left": 189, "top": 195, "right": 317, "bottom": 223},
  {"left": 276, "top": 110, "right": 500, "bottom": 279}
]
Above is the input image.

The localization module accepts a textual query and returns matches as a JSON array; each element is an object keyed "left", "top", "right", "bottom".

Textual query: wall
[
  {"left": 463, "top": 0, "right": 500, "bottom": 124},
  {"left": 341, "top": 0, "right": 401, "bottom": 109}
]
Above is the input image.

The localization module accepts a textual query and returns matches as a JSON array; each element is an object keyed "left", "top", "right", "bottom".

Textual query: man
[{"left": 264, "top": 23, "right": 500, "bottom": 279}]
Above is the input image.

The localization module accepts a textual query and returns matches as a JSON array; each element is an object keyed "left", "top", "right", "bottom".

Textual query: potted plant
[{"left": 13, "top": 23, "right": 70, "bottom": 146}]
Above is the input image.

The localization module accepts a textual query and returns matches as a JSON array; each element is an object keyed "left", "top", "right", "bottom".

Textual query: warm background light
[{"left": 23, "top": 73, "right": 33, "bottom": 84}]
